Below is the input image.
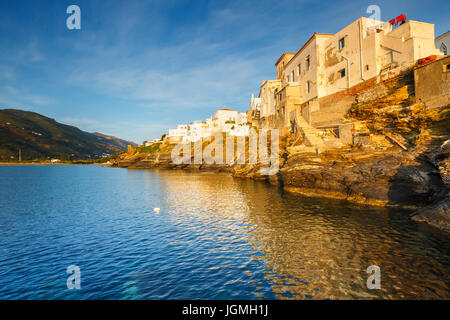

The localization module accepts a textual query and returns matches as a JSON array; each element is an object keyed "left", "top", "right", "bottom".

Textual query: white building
[
  {"left": 237, "top": 113, "right": 248, "bottom": 125},
  {"left": 436, "top": 31, "right": 450, "bottom": 55},
  {"left": 187, "top": 121, "right": 210, "bottom": 142},
  {"left": 222, "top": 123, "right": 250, "bottom": 137},
  {"left": 167, "top": 124, "right": 189, "bottom": 142},
  {"left": 168, "top": 124, "right": 188, "bottom": 138},
  {"left": 259, "top": 80, "right": 281, "bottom": 118},
  {"left": 250, "top": 93, "right": 261, "bottom": 113},
  {"left": 232, "top": 125, "right": 250, "bottom": 136},
  {"left": 206, "top": 117, "right": 220, "bottom": 135},
  {"left": 164, "top": 108, "right": 251, "bottom": 143},
  {"left": 215, "top": 109, "right": 238, "bottom": 128}
]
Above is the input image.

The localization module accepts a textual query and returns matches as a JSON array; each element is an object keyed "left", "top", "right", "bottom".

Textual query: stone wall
[
  {"left": 311, "top": 94, "right": 355, "bottom": 127},
  {"left": 355, "top": 84, "right": 387, "bottom": 103},
  {"left": 414, "top": 55, "right": 450, "bottom": 109},
  {"left": 307, "top": 71, "right": 413, "bottom": 128}
]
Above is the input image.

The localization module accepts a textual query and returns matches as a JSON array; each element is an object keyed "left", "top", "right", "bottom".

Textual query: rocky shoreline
[
  {"left": 110, "top": 135, "right": 449, "bottom": 232},
  {"left": 111, "top": 71, "right": 449, "bottom": 231}
]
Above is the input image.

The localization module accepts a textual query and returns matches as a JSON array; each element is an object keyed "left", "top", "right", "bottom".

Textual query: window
[
  {"left": 292, "top": 71, "right": 295, "bottom": 82},
  {"left": 444, "top": 63, "right": 450, "bottom": 73},
  {"left": 440, "top": 43, "right": 448, "bottom": 55},
  {"left": 338, "top": 37, "right": 345, "bottom": 50},
  {"left": 297, "top": 64, "right": 301, "bottom": 75},
  {"left": 306, "top": 56, "right": 310, "bottom": 70},
  {"left": 307, "top": 81, "right": 311, "bottom": 93},
  {"left": 387, "top": 51, "right": 394, "bottom": 63},
  {"left": 365, "top": 65, "right": 369, "bottom": 71},
  {"left": 339, "top": 68, "right": 346, "bottom": 78},
  {"left": 383, "top": 51, "right": 394, "bottom": 65}
]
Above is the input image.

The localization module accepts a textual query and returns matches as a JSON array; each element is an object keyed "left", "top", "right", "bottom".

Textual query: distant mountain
[{"left": 0, "top": 109, "right": 136, "bottom": 160}]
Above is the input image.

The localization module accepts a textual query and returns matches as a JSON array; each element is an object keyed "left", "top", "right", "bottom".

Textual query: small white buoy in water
[{"left": 154, "top": 208, "right": 160, "bottom": 213}]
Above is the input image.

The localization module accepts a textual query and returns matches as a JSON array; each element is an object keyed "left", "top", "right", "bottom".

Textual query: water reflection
[
  {"left": 143, "top": 169, "right": 450, "bottom": 299},
  {"left": 0, "top": 166, "right": 448, "bottom": 299}
]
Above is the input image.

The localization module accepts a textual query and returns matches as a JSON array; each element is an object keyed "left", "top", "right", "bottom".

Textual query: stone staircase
[
  {"left": 254, "top": 109, "right": 260, "bottom": 120},
  {"left": 294, "top": 113, "right": 324, "bottom": 147}
]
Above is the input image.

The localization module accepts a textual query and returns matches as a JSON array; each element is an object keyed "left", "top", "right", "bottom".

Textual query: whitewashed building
[
  {"left": 167, "top": 124, "right": 189, "bottom": 143},
  {"left": 250, "top": 93, "right": 261, "bottom": 113},
  {"left": 187, "top": 121, "right": 210, "bottom": 142},
  {"left": 215, "top": 109, "right": 238, "bottom": 128},
  {"left": 436, "top": 31, "right": 450, "bottom": 55},
  {"left": 168, "top": 124, "right": 188, "bottom": 137},
  {"left": 222, "top": 123, "right": 250, "bottom": 137},
  {"left": 237, "top": 113, "right": 248, "bottom": 125}
]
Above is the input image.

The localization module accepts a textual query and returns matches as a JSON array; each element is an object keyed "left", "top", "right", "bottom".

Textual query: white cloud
[
  {"left": 61, "top": 0, "right": 295, "bottom": 117},
  {"left": 59, "top": 117, "right": 174, "bottom": 143},
  {"left": 83, "top": 56, "right": 262, "bottom": 109}
]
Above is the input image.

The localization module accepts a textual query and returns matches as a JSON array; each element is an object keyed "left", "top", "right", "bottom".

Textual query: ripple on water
[{"left": 0, "top": 166, "right": 449, "bottom": 299}]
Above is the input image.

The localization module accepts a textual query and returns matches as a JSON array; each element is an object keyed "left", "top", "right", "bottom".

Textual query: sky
[{"left": 0, "top": 0, "right": 448, "bottom": 143}]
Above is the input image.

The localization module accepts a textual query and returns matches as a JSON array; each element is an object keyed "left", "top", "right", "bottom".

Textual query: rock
[
  {"left": 411, "top": 140, "right": 450, "bottom": 230},
  {"left": 412, "top": 194, "right": 450, "bottom": 231},
  {"left": 280, "top": 145, "right": 445, "bottom": 208},
  {"left": 356, "top": 84, "right": 388, "bottom": 103},
  {"left": 110, "top": 90, "right": 449, "bottom": 231}
]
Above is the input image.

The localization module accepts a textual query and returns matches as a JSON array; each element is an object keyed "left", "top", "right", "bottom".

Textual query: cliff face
[
  {"left": 410, "top": 140, "right": 450, "bottom": 230},
  {"left": 279, "top": 145, "right": 445, "bottom": 207},
  {"left": 112, "top": 72, "right": 449, "bottom": 231},
  {"left": 276, "top": 73, "right": 448, "bottom": 203}
]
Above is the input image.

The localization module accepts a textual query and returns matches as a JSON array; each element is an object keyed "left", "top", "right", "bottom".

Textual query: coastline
[
  {"left": 110, "top": 134, "right": 449, "bottom": 232},
  {"left": 2, "top": 163, "right": 448, "bottom": 300},
  {"left": 0, "top": 162, "right": 100, "bottom": 166},
  {"left": 112, "top": 161, "right": 422, "bottom": 208},
  {"left": 124, "top": 164, "right": 422, "bottom": 208}
]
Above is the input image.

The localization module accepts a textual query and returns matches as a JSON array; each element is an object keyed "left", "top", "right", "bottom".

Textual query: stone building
[
  {"left": 259, "top": 80, "right": 281, "bottom": 129},
  {"left": 414, "top": 55, "right": 450, "bottom": 108},
  {"left": 255, "top": 16, "right": 442, "bottom": 131}
]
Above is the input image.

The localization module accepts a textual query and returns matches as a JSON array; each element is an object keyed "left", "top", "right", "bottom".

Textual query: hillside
[{"left": 0, "top": 109, "right": 136, "bottom": 160}]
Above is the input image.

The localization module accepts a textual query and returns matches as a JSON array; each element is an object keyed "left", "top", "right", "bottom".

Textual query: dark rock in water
[
  {"left": 110, "top": 70, "right": 449, "bottom": 231},
  {"left": 279, "top": 147, "right": 441, "bottom": 207},
  {"left": 412, "top": 194, "right": 450, "bottom": 231},
  {"left": 412, "top": 140, "right": 450, "bottom": 230},
  {"left": 268, "top": 172, "right": 283, "bottom": 187},
  {"left": 114, "top": 141, "right": 450, "bottom": 231}
]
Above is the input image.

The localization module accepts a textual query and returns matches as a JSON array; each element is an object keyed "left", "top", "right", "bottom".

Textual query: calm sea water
[{"left": 0, "top": 165, "right": 449, "bottom": 299}]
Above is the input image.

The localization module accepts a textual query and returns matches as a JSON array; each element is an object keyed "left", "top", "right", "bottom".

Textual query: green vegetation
[
  {"left": 0, "top": 109, "right": 136, "bottom": 160},
  {"left": 138, "top": 143, "right": 161, "bottom": 154}
]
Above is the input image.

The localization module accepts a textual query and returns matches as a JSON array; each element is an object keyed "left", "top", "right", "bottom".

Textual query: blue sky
[{"left": 0, "top": 0, "right": 448, "bottom": 143}]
